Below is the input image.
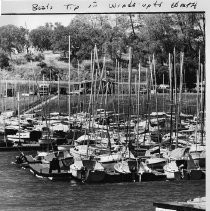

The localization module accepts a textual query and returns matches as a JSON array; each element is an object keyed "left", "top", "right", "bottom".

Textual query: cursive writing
[
  {"left": 109, "top": 0, "right": 163, "bottom": 9},
  {"left": 32, "top": 3, "right": 53, "bottom": 11},
  {"left": 64, "top": 4, "right": 80, "bottom": 11},
  {"left": 88, "top": 1, "right": 98, "bottom": 8},
  {"left": 30, "top": 0, "right": 199, "bottom": 13},
  {"left": 171, "top": 1, "right": 197, "bottom": 9}
]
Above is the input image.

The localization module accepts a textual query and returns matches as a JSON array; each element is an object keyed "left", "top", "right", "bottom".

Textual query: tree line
[{"left": 0, "top": 13, "right": 205, "bottom": 87}]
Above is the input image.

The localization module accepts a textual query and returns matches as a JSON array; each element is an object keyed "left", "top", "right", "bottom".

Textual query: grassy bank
[
  {"left": 40, "top": 93, "right": 199, "bottom": 116},
  {"left": 0, "top": 92, "right": 201, "bottom": 116}
]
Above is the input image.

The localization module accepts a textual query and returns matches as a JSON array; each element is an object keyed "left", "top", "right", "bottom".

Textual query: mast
[
  {"left": 200, "top": 63, "right": 203, "bottom": 145},
  {"left": 77, "top": 60, "right": 80, "bottom": 113},
  {"left": 152, "top": 54, "right": 161, "bottom": 156},
  {"left": 4, "top": 80, "right": 7, "bottom": 111},
  {"left": 169, "top": 53, "right": 173, "bottom": 148},
  {"left": 31, "top": 61, "right": 35, "bottom": 105},
  {"left": 5, "top": 80, "right": 7, "bottom": 98},
  {"left": 128, "top": 47, "right": 132, "bottom": 157},
  {"left": 17, "top": 92, "right": 21, "bottom": 146},
  {"left": 173, "top": 48, "right": 179, "bottom": 148},
  {"left": 88, "top": 50, "right": 94, "bottom": 132},
  {"left": 195, "top": 50, "right": 200, "bottom": 146},
  {"left": 1, "top": 78, "right": 4, "bottom": 112},
  {"left": 93, "top": 45, "right": 99, "bottom": 107},
  {"left": 117, "top": 61, "right": 120, "bottom": 120},
  {"left": 178, "top": 52, "right": 184, "bottom": 125},
  {"left": 104, "top": 81, "right": 111, "bottom": 153},
  {"left": 58, "top": 73, "right": 60, "bottom": 114},
  {"left": 28, "top": 79, "right": 30, "bottom": 110},
  {"left": 1, "top": 79, "right": 7, "bottom": 146},
  {"left": 92, "top": 45, "right": 99, "bottom": 129},
  {"left": 86, "top": 49, "right": 97, "bottom": 158},
  {"left": 136, "top": 63, "right": 141, "bottom": 148},
  {"left": 68, "top": 35, "right": 71, "bottom": 130},
  {"left": 135, "top": 74, "right": 137, "bottom": 115},
  {"left": 146, "top": 57, "right": 152, "bottom": 142},
  {"left": 162, "top": 74, "right": 165, "bottom": 112}
]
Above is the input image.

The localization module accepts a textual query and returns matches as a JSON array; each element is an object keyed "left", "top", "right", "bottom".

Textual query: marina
[
  {"left": 0, "top": 150, "right": 205, "bottom": 210},
  {"left": 0, "top": 12, "right": 206, "bottom": 210}
]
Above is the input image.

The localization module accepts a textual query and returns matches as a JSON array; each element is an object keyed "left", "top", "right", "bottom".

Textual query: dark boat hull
[{"left": 29, "top": 163, "right": 72, "bottom": 181}]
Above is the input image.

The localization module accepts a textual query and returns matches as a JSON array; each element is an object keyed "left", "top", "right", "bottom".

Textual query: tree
[
  {"left": 139, "top": 13, "right": 205, "bottom": 88},
  {"left": 0, "top": 25, "right": 28, "bottom": 56},
  {"left": 51, "top": 17, "right": 107, "bottom": 64},
  {"left": 51, "top": 23, "right": 70, "bottom": 58},
  {"left": 29, "top": 24, "right": 53, "bottom": 51},
  {"left": 0, "top": 51, "right": 9, "bottom": 69}
]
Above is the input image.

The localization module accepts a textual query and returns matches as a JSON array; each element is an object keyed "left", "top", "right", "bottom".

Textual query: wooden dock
[
  {"left": 0, "top": 144, "right": 42, "bottom": 152},
  {"left": 154, "top": 197, "right": 206, "bottom": 211}
]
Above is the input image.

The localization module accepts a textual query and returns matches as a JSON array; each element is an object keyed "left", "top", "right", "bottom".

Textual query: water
[{"left": 0, "top": 151, "right": 205, "bottom": 211}]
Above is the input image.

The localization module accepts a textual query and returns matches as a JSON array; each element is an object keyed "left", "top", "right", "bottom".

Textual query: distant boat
[{"left": 7, "top": 131, "right": 31, "bottom": 144}]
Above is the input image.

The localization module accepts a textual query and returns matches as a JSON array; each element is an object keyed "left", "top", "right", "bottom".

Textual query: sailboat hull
[
  {"left": 139, "top": 172, "right": 166, "bottom": 182},
  {"left": 70, "top": 160, "right": 106, "bottom": 183},
  {"left": 70, "top": 167, "right": 105, "bottom": 183},
  {"left": 29, "top": 163, "right": 72, "bottom": 181}
]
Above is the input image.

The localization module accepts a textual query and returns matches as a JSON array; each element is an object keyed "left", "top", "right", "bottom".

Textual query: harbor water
[{"left": 0, "top": 151, "right": 205, "bottom": 211}]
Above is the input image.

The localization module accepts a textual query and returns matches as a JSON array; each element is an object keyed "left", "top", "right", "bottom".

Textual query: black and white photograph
[{"left": 0, "top": 1, "right": 206, "bottom": 210}]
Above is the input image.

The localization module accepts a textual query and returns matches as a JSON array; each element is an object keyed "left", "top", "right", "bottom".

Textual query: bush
[
  {"left": 37, "top": 61, "right": 47, "bottom": 68},
  {"left": 34, "top": 53, "right": 45, "bottom": 62},
  {"left": 0, "top": 51, "right": 10, "bottom": 68},
  {"left": 5, "top": 65, "right": 14, "bottom": 71},
  {"left": 13, "top": 57, "right": 27, "bottom": 65},
  {"left": 24, "top": 53, "right": 35, "bottom": 62}
]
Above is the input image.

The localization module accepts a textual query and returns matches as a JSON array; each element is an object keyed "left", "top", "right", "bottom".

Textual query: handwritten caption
[{"left": 31, "top": 0, "right": 198, "bottom": 12}]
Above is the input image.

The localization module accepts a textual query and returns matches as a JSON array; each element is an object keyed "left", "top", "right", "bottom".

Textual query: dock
[
  {"left": 0, "top": 144, "right": 42, "bottom": 152},
  {"left": 154, "top": 197, "right": 206, "bottom": 211}
]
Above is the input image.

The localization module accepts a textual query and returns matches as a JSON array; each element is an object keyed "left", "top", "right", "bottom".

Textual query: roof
[{"left": 80, "top": 78, "right": 116, "bottom": 84}]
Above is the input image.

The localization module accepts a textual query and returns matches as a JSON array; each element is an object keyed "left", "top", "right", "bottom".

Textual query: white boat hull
[{"left": 70, "top": 165, "right": 105, "bottom": 183}]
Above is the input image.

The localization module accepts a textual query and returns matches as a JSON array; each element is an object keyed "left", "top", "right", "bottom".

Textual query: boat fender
[
  {"left": 178, "top": 164, "right": 184, "bottom": 179},
  {"left": 139, "top": 173, "right": 142, "bottom": 182}
]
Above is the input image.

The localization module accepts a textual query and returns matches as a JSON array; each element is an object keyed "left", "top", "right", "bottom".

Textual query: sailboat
[
  {"left": 28, "top": 150, "right": 74, "bottom": 181},
  {"left": 70, "top": 158, "right": 105, "bottom": 183},
  {"left": 69, "top": 43, "right": 106, "bottom": 183},
  {"left": 163, "top": 148, "right": 204, "bottom": 180},
  {"left": 113, "top": 47, "right": 139, "bottom": 182},
  {"left": 189, "top": 59, "right": 205, "bottom": 169}
]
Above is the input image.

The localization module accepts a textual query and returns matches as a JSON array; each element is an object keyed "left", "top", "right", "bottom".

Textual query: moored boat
[
  {"left": 70, "top": 159, "right": 105, "bottom": 183},
  {"left": 29, "top": 163, "right": 72, "bottom": 181}
]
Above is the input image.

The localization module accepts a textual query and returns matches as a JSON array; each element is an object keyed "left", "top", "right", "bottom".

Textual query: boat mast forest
[{"left": 0, "top": 13, "right": 206, "bottom": 185}]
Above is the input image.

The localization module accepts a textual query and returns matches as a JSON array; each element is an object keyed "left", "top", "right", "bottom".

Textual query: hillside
[{"left": 0, "top": 51, "right": 78, "bottom": 81}]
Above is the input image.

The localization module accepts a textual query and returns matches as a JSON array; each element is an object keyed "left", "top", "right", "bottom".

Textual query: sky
[{"left": 0, "top": 15, "right": 75, "bottom": 29}]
